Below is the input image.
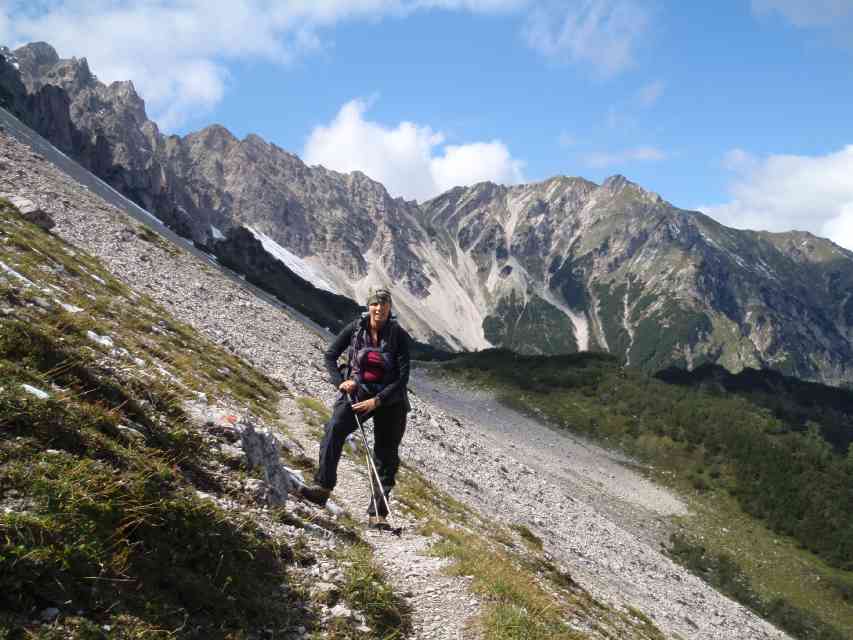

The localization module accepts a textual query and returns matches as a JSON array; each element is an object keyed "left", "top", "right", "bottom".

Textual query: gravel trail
[{"left": 280, "top": 394, "right": 482, "bottom": 640}]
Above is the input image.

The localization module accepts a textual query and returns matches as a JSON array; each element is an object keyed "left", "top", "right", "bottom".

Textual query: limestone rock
[
  {"left": 237, "top": 416, "right": 292, "bottom": 506},
  {"left": 3, "top": 194, "right": 55, "bottom": 230}
]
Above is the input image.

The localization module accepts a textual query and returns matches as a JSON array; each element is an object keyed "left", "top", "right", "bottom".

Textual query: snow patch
[
  {"left": 210, "top": 225, "right": 225, "bottom": 241},
  {"left": 247, "top": 227, "right": 338, "bottom": 294}
]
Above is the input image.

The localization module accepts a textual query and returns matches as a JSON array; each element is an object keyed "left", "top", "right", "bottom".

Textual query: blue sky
[{"left": 3, "top": 1, "right": 853, "bottom": 248}]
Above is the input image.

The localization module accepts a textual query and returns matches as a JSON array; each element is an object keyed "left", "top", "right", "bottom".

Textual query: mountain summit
[{"left": 2, "top": 42, "right": 852, "bottom": 385}]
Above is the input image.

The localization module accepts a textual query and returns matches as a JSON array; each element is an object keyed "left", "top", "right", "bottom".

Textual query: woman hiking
[{"left": 298, "top": 286, "right": 411, "bottom": 528}]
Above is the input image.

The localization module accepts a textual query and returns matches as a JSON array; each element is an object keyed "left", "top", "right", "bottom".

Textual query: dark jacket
[{"left": 324, "top": 314, "right": 411, "bottom": 410}]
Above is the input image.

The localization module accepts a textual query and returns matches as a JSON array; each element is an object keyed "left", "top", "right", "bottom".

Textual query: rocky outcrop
[
  {"left": 0, "top": 194, "right": 54, "bottom": 230},
  {"left": 237, "top": 416, "right": 293, "bottom": 506}
]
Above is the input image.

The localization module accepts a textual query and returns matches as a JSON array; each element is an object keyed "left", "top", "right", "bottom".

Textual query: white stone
[
  {"left": 329, "top": 604, "right": 353, "bottom": 619},
  {"left": 21, "top": 384, "right": 49, "bottom": 399},
  {"left": 86, "top": 330, "right": 114, "bottom": 348},
  {"left": 118, "top": 425, "right": 146, "bottom": 442},
  {"left": 58, "top": 300, "right": 84, "bottom": 313}
]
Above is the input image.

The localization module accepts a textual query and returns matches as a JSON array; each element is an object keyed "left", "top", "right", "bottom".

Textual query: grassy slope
[
  {"left": 439, "top": 349, "right": 853, "bottom": 640},
  {"left": 0, "top": 199, "right": 407, "bottom": 639}
]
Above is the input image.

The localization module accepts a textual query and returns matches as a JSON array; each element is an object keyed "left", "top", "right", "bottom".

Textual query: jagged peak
[
  {"left": 14, "top": 42, "right": 59, "bottom": 67},
  {"left": 599, "top": 173, "right": 666, "bottom": 206},
  {"left": 108, "top": 78, "right": 139, "bottom": 97},
  {"left": 602, "top": 174, "right": 633, "bottom": 191},
  {"left": 530, "top": 174, "right": 599, "bottom": 195},
  {"left": 243, "top": 133, "right": 266, "bottom": 146},
  {"left": 194, "top": 124, "right": 237, "bottom": 142}
]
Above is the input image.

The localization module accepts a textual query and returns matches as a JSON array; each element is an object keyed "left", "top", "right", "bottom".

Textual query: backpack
[{"left": 346, "top": 313, "right": 402, "bottom": 400}]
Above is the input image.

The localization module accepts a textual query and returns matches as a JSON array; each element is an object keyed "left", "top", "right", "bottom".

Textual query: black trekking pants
[{"left": 315, "top": 395, "right": 407, "bottom": 501}]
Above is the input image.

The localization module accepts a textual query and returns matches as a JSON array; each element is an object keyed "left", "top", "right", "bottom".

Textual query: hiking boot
[
  {"left": 296, "top": 483, "right": 331, "bottom": 507},
  {"left": 368, "top": 515, "right": 388, "bottom": 528},
  {"left": 368, "top": 515, "right": 401, "bottom": 535}
]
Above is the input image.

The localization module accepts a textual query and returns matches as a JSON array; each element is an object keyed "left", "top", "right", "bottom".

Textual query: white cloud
[
  {"left": 303, "top": 98, "right": 525, "bottom": 201},
  {"left": 583, "top": 145, "right": 667, "bottom": 168},
  {"left": 2, "top": 0, "right": 528, "bottom": 130},
  {"left": 636, "top": 79, "right": 664, "bottom": 107},
  {"left": 701, "top": 146, "right": 853, "bottom": 250},
  {"left": 523, "top": 0, "right": 651, "bottom": 77},
  {"left": 431, "top": 140, "right": 525, "bottom": 192},
  {"left": 4, "top": 0, "right": 656, "bottom": 129},
  {"left": 751, "top": 0, "right": 853, "bottom": 27}
]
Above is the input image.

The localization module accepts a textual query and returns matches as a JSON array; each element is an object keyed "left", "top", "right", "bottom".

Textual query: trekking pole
[{"left": 349, "top": 394, "right": 399, "bottom": 534}]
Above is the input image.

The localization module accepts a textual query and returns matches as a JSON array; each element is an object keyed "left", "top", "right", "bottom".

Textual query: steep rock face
[{"left": 3, "top": 41, "right": 853, "bottom": 383}]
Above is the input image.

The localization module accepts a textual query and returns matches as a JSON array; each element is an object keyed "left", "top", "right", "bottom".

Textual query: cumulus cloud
[
  {"left": 751, "top": 0, "right": 853, "bottom": 27},
  {"left": 523, "top": 0, "right": 651, "bottom": 77},
  {"left": 1, "top": 0, "right": 526, "bottom": 130},
  {"left": 582, "top": 145, "right": 667, "bottom": 168},
  {"left": 701, "top": 146, "right": 853, "bottom": 250},
  {"left": 303, "top": 98, "right": 525, "bottom": 201},
  {"left": 431, "top": 141, "right": 525, "bottom": 192}
]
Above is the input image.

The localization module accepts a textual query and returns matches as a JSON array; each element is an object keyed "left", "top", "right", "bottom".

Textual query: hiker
[{"left": 298, "top": 286, "right": 411, "bottom": 527}]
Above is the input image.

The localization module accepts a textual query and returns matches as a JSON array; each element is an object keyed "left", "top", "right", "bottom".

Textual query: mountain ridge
[{"left": 3, "top": 41, "right": 853, "bottom": 385}]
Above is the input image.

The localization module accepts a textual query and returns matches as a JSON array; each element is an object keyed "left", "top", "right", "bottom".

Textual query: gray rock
[
  {"left": 117, "top": 425, "right": 146, "bottom": 443},
  {"left": 85, "top": 330, "right": 114, "bottom": 348},
  {"left": 328, "top": 604, "right": 353, "bottom": 619},
  {"left": 237, "top": 416, "right": 293, "bottom": 506},
  {"left": 4, "top": 194, "right": 55, "bottom": 230}
]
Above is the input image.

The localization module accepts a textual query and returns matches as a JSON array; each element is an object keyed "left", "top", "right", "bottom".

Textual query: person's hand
[
  {"left": 352, "top": 397, "right": 379, "bottom": 414},
  {"left": 339, "top": 380, "right": 357, "bottom": 394}
]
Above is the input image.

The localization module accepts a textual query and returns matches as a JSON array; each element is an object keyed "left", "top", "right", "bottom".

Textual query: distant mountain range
[{"left": 3, "top": 41, "right": 852, "bottom": 385}]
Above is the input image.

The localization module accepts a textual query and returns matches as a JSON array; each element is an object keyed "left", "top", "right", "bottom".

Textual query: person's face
[{"left": 368, "top": 300, "right": 391, "bottom": 326}]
